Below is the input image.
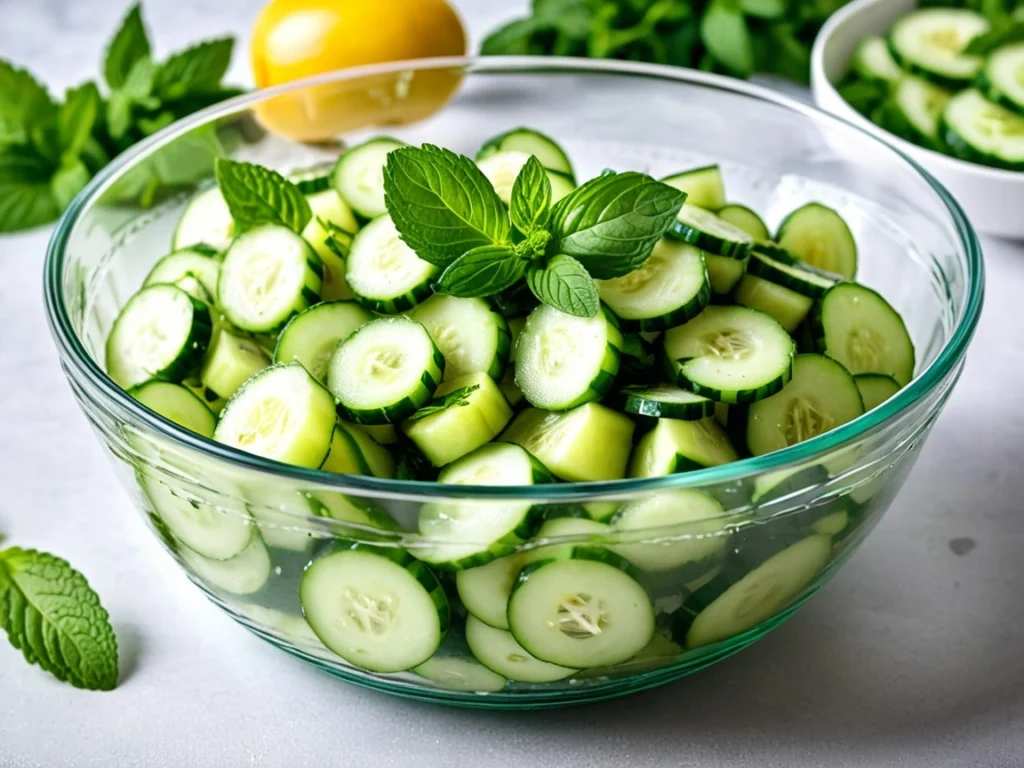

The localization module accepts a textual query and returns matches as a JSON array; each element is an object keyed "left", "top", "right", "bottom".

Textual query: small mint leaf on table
[
  {"left": 154, "top": 38, "right": 235, "bottom": 102},
  {"left": 0, "top": 547, "right": 118, "bottom": 691},
  {"left": 527, "top": 254, "right": 600, "bottom": 318},
  {"left": 437, "top": 244, "right": 525, "bottom": 298},
  {"left": 384, "top": 144, "right": 510, "bottom": 267},
  {"left": 406, "top": 385, "right": 481, "bottom": 421},
  {"left": 510, "top": 155, "right": 552, "bottom": 236},
  {"left": 548, "top": 171, "right": 684, "bottom": 279},
  {"left": 215, "top": 158, "right": 312, "bottom": 234},
  {"left": 103, "top": 3, "right": 152, "bottom": 90}
]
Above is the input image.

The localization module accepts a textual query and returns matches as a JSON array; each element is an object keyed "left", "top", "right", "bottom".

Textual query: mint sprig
[
  {"left": 510, "top": 155, "right": 551, "bottom": 235},
  {"left": 437, "top": 244, "right": 525, "bottom": 298},
  {"left": 0, "top": 547, "right": 118, "bottom": 691},
  {"left": 215, "top": 158, "right": 312, "bottom": 235},
  {"left": 527, "top": 255, "right": 600, "bottom": 318},
  {"left": 103, "top": 4, "right": 151, "bottom": 90}
]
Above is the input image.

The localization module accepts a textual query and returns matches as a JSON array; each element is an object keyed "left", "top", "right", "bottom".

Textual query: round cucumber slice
[
  {"left": 717, "top": 203, "right": 770, "bottom": 241},
  {"left": 456, "top": 552, "right": 529, "bottom": 630},
  {"left": 129, "top": 381, "right": 216, "bottom": 437},
  {"left": 411, "top": 294, "right": 512, "bottom": 381},
  {"left": 669, "top": 204, "right": 753, "bottom": 259},
  {"left": 775, "top": 203, "right": 857, "bottom": 280},
  {"left": 345, "top": 214, "right": 437, "bottom": 314},
  {"left": 172, "top": 186, "right": 234, "bottom": 252},
  {"left": 619, "top": 385, "right": 715, "bottom": 420},
  {"left": 980, "top": 42, "right": 1024, "bottom": 116},
  {"left": 180, "top": 533, "right": 271, "bottom": 596},
  {"left": 414, "top": 655, "right": 507, "bottom": 692},
  {"left": 465, "top": 614, "right": 576, "bottom": 683},
  {"left": 854, "top": 373, "right": 902, "bottom": 412},
  {"left": 888, "top": 8, "right": 988, "bottom": 88},
  {"left": 273, "top": 300, "right": 373, "bottom": 383}
]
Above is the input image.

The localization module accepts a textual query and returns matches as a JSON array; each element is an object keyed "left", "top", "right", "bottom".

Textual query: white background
[{"left": 2, "top": 1, "right": 1023, "bottom": 765}]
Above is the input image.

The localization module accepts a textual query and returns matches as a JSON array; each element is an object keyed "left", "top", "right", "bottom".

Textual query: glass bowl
[{"left": 43, "top": 57, "right": 983, "bottom": 709}]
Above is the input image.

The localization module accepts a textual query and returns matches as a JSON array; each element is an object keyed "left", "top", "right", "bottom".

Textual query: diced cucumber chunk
[
  {"left": 106, "top": 284, "right": 213, "bottom": 389},
  {"left": 611, "top": 490, "right": 731, "bottom": 574},
  {"left": 515, "top": 304, "right": 622, "bottom": 411},
  {"left": 129, "top": 381, "right": 216, "bottom": 437},
  {"left": 853, "top": 36, "right": 904, "bottom": 84},
  {"left": 214, "top": 363, "right": 337, "bottom": 468},
  {"left": 596, "top": 239, "right": 710, "bottom": 332},
  {"left": 345, "top": 214, "right": 437, "bottom": 314},
  {"left": 300, "top": 188, "right": 359, "bottom": 258},
  {"left": 273, "top": 300, "right": 373, "bottom": 383},
  {"left": 940, "top": 89, "right": 1024, "bottom": 169},
  {"left": 300, "top": 543, "right": 449, "bottom": 673},
  {"left": 508, "top": 549, "right": 654, "bottom": 668},
  {"left": 854, "top": 373, "right": 902, "bottom": 411},
  {"left": 172, "top": 186, "right": 234, "bottom": 252},
  {"left": 180, "top": 532, "right": 271, "bottom": 596},
  {"left": 811, "top": 283, "right": 915, "bottom": 385},
  {"left": 619, "top": 385, "right": 715, "bottom": 420},
  {"left": 361, "top": 424, "right": 398, "bottom": 445},
  {"left": 705, "top": 253, "right": 748, "bottom": 296},
  {"left": 733, "top": 274, "right": 813, "bottom": 333},
  {"left": 144, "top": 248, "right": 221, "bottom": 301},
  {"left": 402, "top": 373, "right": 513, "bottom": 467},
  {"left": 659, "top": 165, "right": 726, "bottom": 210},
  {"left": 476, "top": 151, "right": 575, "bottom": 204},
  {"left": 477, "top": 126, "right": 574, "bottom": 177},
  {"left": 888, "top": 8, "right": 988, "bottom": 89},
  {"left": 200, "top": 329, "right": 270, "bottom": 405},
  {"left": 629, "top": 417, "right": 739, "bottom": 477},
  {"left": 980, "top": 42, "right": 1024, "bottom": 117},
  {"left": 776, "top": 203, "right": 857, "bottom": 279},
  {"left": 411, "top": 294, "right": 512, "bottom": 381},
  {"left": 328, "top": 316, "right": 445, "bottom": 425},
  {"left": 414, "top": 655, "right": 507, "bottom": 692},
  {"left": 218, "top": 225, "right": 322, "bottom": 333},
  {"left": 717, "top": 204, "right": 770, "bottom": 241},
  {"left": 465, "top": 614, "right": 576, "bottom": 683},
  {"left": 669, "top": 204, "right": 753, "bottom": 259},
  {"left": 662, "top": 305, "right": 795, "bottom": 404},
  {"left": 501, "top": 404, "right": 635, "bottom": 482},
  {"left": 331, "top": 137, "right": 406, "bottom": 219},
  {"left": 340, "top": 422, "right": 396, "bottom": 478}
]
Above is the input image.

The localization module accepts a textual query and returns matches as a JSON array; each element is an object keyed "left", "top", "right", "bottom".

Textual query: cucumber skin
[
  {"left": 659, "top": 347, "right": 794, "bottom": 405},
  {"left": 350, "top": 280, "right": 435, "bottom": 316},
  {"left": 336, "top": 344, "right": 446, "bottom": 426},
  {"left": 619, "top": 388, "right": 715, "bottom": 421},
  {"left": 613, "top": 275, "right": 712, "bottom": 334},
  {"left": 745, "top": 253, "right": 838, "bottom": 299},
  {"left": 667, "top": 220, "right": 751, "bottom": 261},
  {"left": 978, "top": 66, "right": 1024, "bottom": 119},
  {"left": 886, "top": 38, "right": 979, "bottom": 92},
  {"left": 416, "top": 505, "right": 544, "bottom": 572},
  {"left": 938, "top": 117, "right": 1024, "bottom": 171}
]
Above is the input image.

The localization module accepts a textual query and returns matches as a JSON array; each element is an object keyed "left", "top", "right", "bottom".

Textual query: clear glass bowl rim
[{"left": 43, "top": 56, "right": 985, "bottom": 503}]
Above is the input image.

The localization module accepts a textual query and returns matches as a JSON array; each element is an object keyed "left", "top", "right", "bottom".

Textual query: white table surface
[{"left": 2, "top": 2, "right": 1023, "bottom": 766}]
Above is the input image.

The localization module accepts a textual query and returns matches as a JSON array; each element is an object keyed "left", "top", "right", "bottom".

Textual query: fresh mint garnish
[
  {"left": 103, "top": 4, "right": 152, "bottom": 91},
  {"left": 437, "top": 244, "right": 526, "bottom": 298},
  {"left": 548, "top": 171, "right": 684, "bottom": 279},
  {"left": 527, "top": 254, "right": 600, "bottom": 318},
  {"left": 215, "top": 158, "right": 312, "bottom": 235},
  {"left": 57, "top": 82, "right": 102, "bottom": 161},
  {"left": 384, "top": 144, "right": 510, "bottom": 267},
  {"left": 0, "top": 547, "right": 119, "bottom": 691},
  {"left": 153, "top": 38, "right": 235, "bottom": 102},
  {"left": 510, "top": 155, "right": 551, "bottom": 236},
  {"left": 406, "top": 385, "right": 481, "bottom": 421}
]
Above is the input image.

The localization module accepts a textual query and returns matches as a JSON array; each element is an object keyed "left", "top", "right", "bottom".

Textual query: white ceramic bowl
[{"left": 811, "top": 0, "right": 1024, "bottom": 239}]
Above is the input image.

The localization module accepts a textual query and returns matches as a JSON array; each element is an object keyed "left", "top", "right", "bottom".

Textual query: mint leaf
[
  {"left": 104, "top": 3, "right": 151, "bottom": 90},
  {"left": 510, "top": 155, "right": 551, "bottom": 236},
  {"left": 155, "top": 38, "right": 235, "bottom": 102},
  {"left": 437, "top": 244, "right": 525, "bottom": 298},
  {"left": 741, "top": 0, "right": 786, "bottom": 19},
  {"left": 406, "top": 385, "right": 481, "bottom": 421},
  {"left": 527, "top": 255, "right": 600, "bottom": 318},
  {"left": 548, "top": 171, "right": 684, "bottom": 279},
  {"left": 215, "top": 158, "right": 312, "bottom": 234},
  {"left": 0, "top": 548, "right": 118, "bottom": 691},
  {"left": 107, "top": 57, "right": 158, "bottom": 140},
  {"left": 384, "top": 144, "right": 510, "bottom": 267},
  {"left": 57, "top": 82, "right": 101, "bottom": 159},
  {"left": 0, "top": 60, "right": 55, "bottom": 144},
  {"left": 51, "top": 159, "right": 91, "bottom": 210},
  {"left": 0, "top": 146, "right": 59, "bottom": 233},
  {"left": 964, "top": 21, "right": 1024, "bottom": 55},
  {"left": 701, "top": 0, "right": 755, "bottom": 78}
]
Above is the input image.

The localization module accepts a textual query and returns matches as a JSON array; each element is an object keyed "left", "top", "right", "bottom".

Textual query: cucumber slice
[
  {"left": 881, "top": 75, "right": 951, "bottom": 147},
  {"left": 314, "top": 491, "right": 399, "bottom": 531},
  {"left": 940, "top": 89, "right": 1024, "bottom": 169},
  {"left": 172, "top": 186, "right": 234, "bottom": 252},
  {"left": 320, "top": 424, "right": 373, "bottom": 476},
  {"left": 106, "top": 284, "right": 213, "bottom": 389},
  {"left": 515, "top": 304, "right": 622, "bottom": 411},
  {"left": 214, "top": 363, "right": 337, "bottom": 468},
  {"left": 619, "top": 385, "right": 715, "bottom": 420},
  {"left": 629, "top": 417, "right": 740, "bottom": 477},
  {"left": 500, "top": 403, "right": 635, "bottom": 482},
  {"left": 144, "top": 248, "right": 221, "bottom": 301},
  {"left": 980, "top": 42, "right": 1024, "bottom": 116},
  {"left": 180, "top": 533, "right": 272, "bottom": 596},
  {"left": 746, "top": 354, "right": 866, "bottom": 456},
  {"left": 810, "top": 283, "right": 915, "bottom": 385},
  {"left": 300, "top": 542, "right": 449, "bottom": 673},
  {"left": 746, "top": 250, "right": 838, "bottom": 299},
  {"left": 140, "top": 471, "right": 253, "bottom": 560},
  {"left": 200, "top": 329, "right": 270, "bottom": 406},
  {"left": 456, "top": 551, "right": 529, "bottom": 630},
  {"left": 705, "top": 253, "right": 748, "bottom": 296},
  {"left": 527, "top": 517, "right": 611, "bottom": 562},
  {"left": 888, "top": 8, "right": 989, "bottom": 89},
  {"left": 328, "top": 316, "right": 445, "bottom": 425},
  {"left": 218, "top": 224, "right": 322, "bottom": 333},
  {"left": 716, "top": 204, "right": 770, "bottom": 241},
  {"left": 414, "top": 655, "right": 507, "bottom": 693},
  {"left": 413, "top": 443, "right": 547, "bottom": 570},
  {"left": 476, "top": 151, "right": 575, "bottom": 204},
  {"left": 288, "top": 162, "right": 334, "bottom": 195},
  {"left": 775, "top": 203, "right": 857, "bottom": 280},
  {"left": 659, "top": 165, "right": 726, "bottom": 209},
  {"left": 853, "top": 36, "right": 904, "bottom": 84},
  {"left": 669, "top": 204, "right": 753, "bottom": 259},
  {"left": 245, "top": 487, "right": 321, "bottom": 552},
  {"left": 662, "top": 306, "right": 795, "bottom": 404},
  {"left": 402, "top": 373, "right": 514, "bottom": 467},
  {"left": 477, "top": 126, "right": 574, "bottom": 177},
  {"left": 677, "top": 534, "right": 831, "bottom": 648},
  {"left": 345, "top": 214, "right": 437, "bottom": 314},
  {"left": 362, "top": 424, "right": 398, "bottom": 445},
  {"left": 508, "top": 548, "right": 655, "bottom": 668},
  {"left": 339, "top": 421, "right": 395, "bottom": 478},
  {"left": 596, "top": 239, "right": 710, "bottom": 332},
  {"left": 733, "top": 275, "right": 813, "bottom": 334},
  {"left": 129, "top": 381, "right": 216, "bottom": 437},
  {"left": 465, "top": 614, "right": 576, "bottom": 683},
  {"left": 854, "top": 373, "right": 902, "bottom": 411},
  {"left": 410, "top": 294, "right": 512, "bottom": 381},
  {"left": 611, "top": 490, "right": 730, "bottom": 574},
  {"left": 299, "top": 187, "right": 359, "bottom": 299},
  {"left": 273, "top": 300, "right": 373, "bottom": 383},
  {"left": 331, "top": 137, "right": 405, "bottom": 219}
]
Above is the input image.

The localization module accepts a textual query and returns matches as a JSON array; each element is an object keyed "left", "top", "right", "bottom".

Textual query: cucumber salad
[
  {"left": 112, "top": 126, "right": 914, "bottom": 688},
  {"left": 838, "top": 5, "right": 1024, "bottom": 170}
]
